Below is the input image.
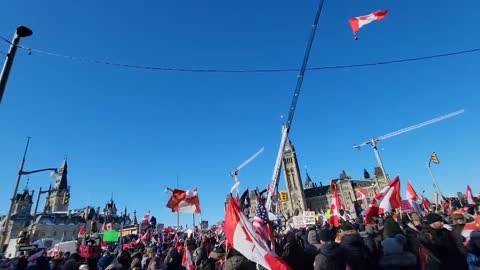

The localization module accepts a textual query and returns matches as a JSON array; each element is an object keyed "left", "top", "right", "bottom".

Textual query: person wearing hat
[
  {"left": 377, "top": 234, "right": 417, "bottom": 270},
  {"left": 417, "top": 213, "right": 468, "bottom": 270},
  {"left": 313, "top": 229, "right": 346, "bottom": 270},
  {"left": 467, "top": 231, "right": 480, "bottom": 270},
  {"left": 339, "top": 222, "right": 371, "bottom": 270}
]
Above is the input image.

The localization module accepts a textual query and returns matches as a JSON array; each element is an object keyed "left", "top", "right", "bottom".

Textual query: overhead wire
[{"left": 0, "top": 34, "right": 478, "bottom": 74}]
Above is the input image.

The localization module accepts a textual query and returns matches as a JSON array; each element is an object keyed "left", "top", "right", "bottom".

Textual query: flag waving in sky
[
  {"left": 166, "top": 189, "right": 202, "bottom": 214},
  {"left": 349, "top": 10, "right": 389, "bottom": 40},
  {"left": 365, "top": 176, "right": 401, "bottom": 223},
  {"left": 224, "top": 196, "right": 291, "bottom": 270},
  {"left": 329, "top": 189, "right": 342, "bottom": 227},
  {"left": 406, "top": 180, "right": 419, "bottom": 202}
]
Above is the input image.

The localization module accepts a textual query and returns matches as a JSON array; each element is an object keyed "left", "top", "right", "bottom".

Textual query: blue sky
[{"left": 0, "top": 0, "right": 478, "bottom": 226}]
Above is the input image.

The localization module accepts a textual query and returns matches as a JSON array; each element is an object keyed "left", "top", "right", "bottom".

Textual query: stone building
[
  {"left": 0, "top": 190, "right": 35, "bottom": 247},
  {"left": 281, "top": 139, "right": 307, "bottom": 218},
  {"left": 44, "top": 160, "right": 70, "bottom": 213}
]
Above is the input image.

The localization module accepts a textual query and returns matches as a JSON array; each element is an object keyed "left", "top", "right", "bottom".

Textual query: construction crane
[
  {"left": 265, "top": 0, "right": 326, "bottom": 211},
  {"left": 230, "top": 147, "right": 265, "bottom": 195},
  {"left": 353, "top": 109, "right": 464, "bottom": 185}
]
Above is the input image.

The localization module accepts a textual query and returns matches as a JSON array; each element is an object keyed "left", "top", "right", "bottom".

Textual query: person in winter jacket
[
  {"left": 360, "top": 224, "right": 381, "bottom": 264},
  {"left": 281, "top": 232, "right": 309, "bottom": 270},
  {"left": 467, "top": 231, "right": 480, "bottom": 270},
  {"left": 224, "top": 248, "right": 255, "bottom": 270},
  {"left": 314, "top": 229, "right": 346, "bottom": 270},
  {"left": 340, "top": 223, "right": 371, "bottom": 270},
  {"left": 61, "top": 253, "right": 82, "bottom": 270},
  {"left": 377, "top": 234, "right": 418, "bottom": 270},
  {"left": 418, "top": 213, "right": 468, "bottom": 270}
]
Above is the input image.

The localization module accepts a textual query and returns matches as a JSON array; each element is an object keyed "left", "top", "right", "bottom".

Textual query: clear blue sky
[{"left": 0, "top": 0, "right": 478, "bottom": 226}]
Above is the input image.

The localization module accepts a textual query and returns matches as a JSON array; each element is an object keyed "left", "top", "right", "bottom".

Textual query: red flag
[
  {"left": 78, "top": 224, "right": 86, "bottom": 238},
  {"left": 356, "top": 187, "right": 368, "bottom": 200},
  {"left": 141, "top": 230, "right": 151, "bottom": 243},
  {"left": 166, "top": 189, "right": 201, "bottom": 214},
  {"left": 329, "top": 189, "right": 341, "bottom": 228},
  {"left": 253, "top": 198, "right": 274, "bottom": 250},
  {"left": 365, "top": 176, "right": 401, "bottom": 223},
  {"left": 466, "top": 185, "right": 475, "bottom": 205},
  {"left": 182, "top": 245, "right": 195, "bottom": 270},
  {"left": 141, "top": 211, "right": 150, "bottom": 225},
  {"left": 462, "top": 213, "right": 480, "bottom": 246},
  {"left": 101, "top": 238, "right": 107, "bottom": 249},
  {"left": 421, "top": 196, "right": 431, "bottom": 211},
  {"left": 349, "top": 10, "right": 389, "bottom": 40},
  {"left": 224, "top": 196, "right": 291, "bottom": 270},
  {"left": 406, "top": 180, "right": 419, "bottom": 202}
]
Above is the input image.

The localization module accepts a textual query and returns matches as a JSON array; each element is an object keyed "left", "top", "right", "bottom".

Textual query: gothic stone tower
[
  {"left": 5, "top": 190, "right": 34, "bottom": 245},
  {"left": 45, "top": 160, "right": 70, "bottom": 212},
  {"left": 282, "top": 138, "right": 307, "bottom": 218}
]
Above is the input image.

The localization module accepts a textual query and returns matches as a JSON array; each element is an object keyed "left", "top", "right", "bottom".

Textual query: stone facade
[
  {"left": 44, "top": 160, "right": 70, "bottom": 213},
  {"left": 282, "top": 139, "right": 307, "bottom": 218},
  {"left": 1, "top": 190, "right": 34, "bottom": 246}
]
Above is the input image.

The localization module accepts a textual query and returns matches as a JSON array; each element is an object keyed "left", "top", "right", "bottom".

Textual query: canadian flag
[
  {"left": 100, "top": 238, "right": 108, "bottom": 249},
  {"left": 78, "top": 224, "right": 86, "bottom": 238},
  {"left": 365, "top": 176, "right": 401, "bottom": 223},
  {"left": 406, "top": 180, "right": 419, "bottom": 202},
  {"left": 103, "top": 222, "right": 114, "bottom": 231},
  {"left": 356, "top": 187, "right": 368, "bottom": 201},
  {"left": 224, "top": 196, "right": 291, "bottom": 270},
  {"left": 166, "top": 189, "right": 201, "bottom": 214},
  {"left": 141, "top": 230, "right": 151, "bottom": 243},
  {"left": 329, "top": 189, "right": 342, "bottom": 228},
  {"left": 349, "top": 10, "right": 389, "bottom": 40},
  {"left": 141, "top": 211, "right": 150, "bottom": 225},
  {"left": 466, "top": 185, "right": 475, "bottom": 205},
  {"left": 182, "top": 245, "right": 195, "bottom": 270},
  {"left": 421, "top": 195, "right": 431, "bottom": 211}
]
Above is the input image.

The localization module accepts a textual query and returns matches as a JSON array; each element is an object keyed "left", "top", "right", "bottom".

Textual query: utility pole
[
  {"left": 1, "top": 137, "right": 30, "bottom": 250},
  {"left": 0, "top": 26, "right": 33, "bottom": 104}
]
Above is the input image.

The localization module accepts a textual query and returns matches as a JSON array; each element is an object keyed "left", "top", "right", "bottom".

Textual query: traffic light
[
  {"left": 63, "top": 191, "right": 70, "bottom": 204},
  {"left": 17, "top": 231, "right": 28, "bottom": 244},
  {"left": 279, "top": 190, "right": 288, "bottom": 202},
  {"left": 431, "top": 152, "right": 440, "bottom": 164}
]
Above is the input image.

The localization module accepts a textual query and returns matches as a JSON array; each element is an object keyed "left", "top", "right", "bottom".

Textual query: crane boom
[
  {"left": 232, "top": 147, "right": 265, "bottom": 175},
  {"left": 266, "top": 0, "right": 325, "bottom": 211},
  {"left": 354, "top": 109, "right": 464, "bottom": 149}
]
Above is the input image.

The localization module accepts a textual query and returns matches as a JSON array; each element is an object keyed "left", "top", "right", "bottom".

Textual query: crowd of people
[{"left": 1, "top": 205, "right": 480, "bottom": 270}]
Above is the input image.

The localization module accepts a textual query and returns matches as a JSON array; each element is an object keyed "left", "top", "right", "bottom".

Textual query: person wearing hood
[
  {"left": 314, "top": 229, "right": 346, "bottom": 270},
  {"left": 467, "top": 231, "right": 480, "bottom": 270},
  {"left": 340, "top": 223, "right": 370, "bottom": 270},
  {"left": 418, "top": 213, "right": 468, "bottom": 270},
  {"left": 224, "top": 247, "right": 255, "bottom": 270},
  {"left": 377, "top": 234, "right": 418, "bottom": 270},
  {"left": 97, "top": 251, "right": 114, "bottom": 270}
]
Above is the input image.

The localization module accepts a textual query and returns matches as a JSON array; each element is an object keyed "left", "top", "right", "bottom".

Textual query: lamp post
[
  {"left": 164, "top": 187, "right": 179, "bottom": 229},
  {"left": 0, "top": 137, "right": 58, "bottom": 251},
  {"left": 0, "top": 26, "right": 33, "bottom": 104}
]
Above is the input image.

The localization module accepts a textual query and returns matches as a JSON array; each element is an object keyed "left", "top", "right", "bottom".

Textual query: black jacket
[
  {"left": 313, "top": 242, "right": 346, "bottom": 270},
  {"left": 377, "top": 251, "right": 418, "bottom": 270},
  {"left": 340, "top": 232, "right": 371, "bottom": 270}
]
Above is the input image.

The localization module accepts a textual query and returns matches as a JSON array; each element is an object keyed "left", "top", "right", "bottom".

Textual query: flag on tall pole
[
  {"left": 349, "top": 10, "right": 389, "bottom": 40},
  {"left": 406, "top": 180, "right": 419, "bottom": 202},
  {"left": 365, "top": 176, "right": 401, "bottom": 223},
  {"left": 224, "top": 196, "right": 291, "bottom": 270},
  {"left": 166, "top": 189, "right": 201, "bottom": 214},
  {"left": 466, "top": 185, "right": 475, "bottom": 205},
  {"left": 329, "top": 189, "right": 341, "bottom": 227}
]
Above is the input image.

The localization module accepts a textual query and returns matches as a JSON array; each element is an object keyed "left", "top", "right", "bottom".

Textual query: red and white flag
[
  {"left": 421, "top": 195, "right": 431, "bottom": 211},
  {"left": 356, "top": 187, "right": 368, "bottom": 201},
  {"left": 461, "top": 213, "right": 480, "bottom": 246},
  {"left": 182, "top": 245, "right": 195, "bottom": 270},
  {"left": 103, "top": 222, "right": 114, "bottom": 231},
  {"left": 141, "top": 211, "right": 150, "bottom": 225},
  {"left": 166, "top": 189, "right": 201, "bottom": 214},
  {"left": 141, "top": 230, "right": 151, "bottom": 243},
  {"left": 406, "top": 180, "right": 419, "bottom": 202},
  {"left": 466, "top": 185, "right": 475, "bottom": 205},
  {"left": 224, "top": 196, "right": 291, "bottom": 270},
  {"left": 365, "top": 176, "right": 401, "bottom": 223},
  {"left": 329, "top": 189, "right": 342, "bottom": 228},
  {"left": 349, "top": 10, "right": 389, "bottom": 40},
  {"left": 78, "top": 224, "right": 86, "bottom": 238}
]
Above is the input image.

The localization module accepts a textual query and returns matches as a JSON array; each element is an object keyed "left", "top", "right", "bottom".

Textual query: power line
[{"left": 0, "top": 34, "right": 478, "bottom": 73}]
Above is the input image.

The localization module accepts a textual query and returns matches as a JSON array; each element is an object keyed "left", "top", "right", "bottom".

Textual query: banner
[
  {"left": 303, "top": 211, "right": 316, "bottom": 226},
  {"left": 292, "top": 216, "right": 305, "bottom": 229},
  {"left": 103, "top": 230, "right": 119, "bottom": 242},
  {"left": 400, "top": 200, "right": 415, "bottom": 213}
]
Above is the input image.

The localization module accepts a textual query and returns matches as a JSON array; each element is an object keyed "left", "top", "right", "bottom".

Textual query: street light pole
[
  {"left": 1, "top": 138, "right": 58, "bottom": 251},
  {"left": 0, "top": 26, "right": 33, "bottom": 104}
]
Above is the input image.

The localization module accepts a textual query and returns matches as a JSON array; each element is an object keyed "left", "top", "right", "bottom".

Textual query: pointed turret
[{"left": 55, "top": 159, "right": 68, "bottom": 191}]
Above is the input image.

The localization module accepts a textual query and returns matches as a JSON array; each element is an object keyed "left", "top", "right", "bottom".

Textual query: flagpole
[{"left": 426, "top": 161, "right": 444, "bottom": 212}]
